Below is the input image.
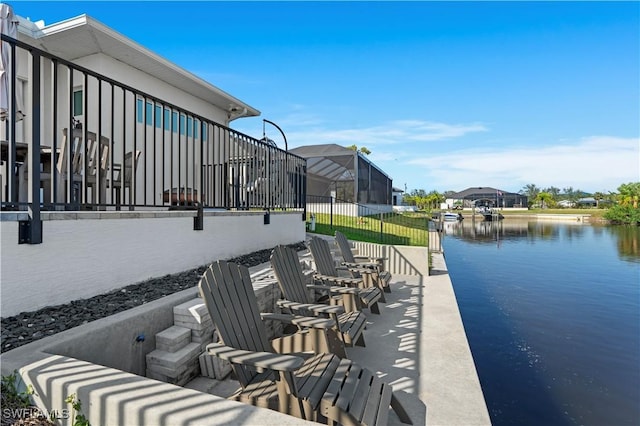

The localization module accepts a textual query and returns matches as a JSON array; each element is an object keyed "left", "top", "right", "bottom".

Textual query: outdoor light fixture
[
  {"left": 262, "top": 119, "right": 288, "bottom": 152},
  {"left": 227, "top": 104, "right": 247, "bottom": 120}
]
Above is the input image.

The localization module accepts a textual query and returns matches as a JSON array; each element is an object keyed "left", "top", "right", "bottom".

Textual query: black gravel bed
[{"left": 0, "top": 242, "right": 307, "bottom": 353}]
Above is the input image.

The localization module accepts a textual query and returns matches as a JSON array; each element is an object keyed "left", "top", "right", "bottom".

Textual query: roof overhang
[
  {"left": 17, "top": 14, "right": 259, "bottom": 121},
  {"left": 290, "top": 145, "right": 356, "bottom": 182},
  {"left": 306, "top": 156, "right": 355, "bottom": 182}
]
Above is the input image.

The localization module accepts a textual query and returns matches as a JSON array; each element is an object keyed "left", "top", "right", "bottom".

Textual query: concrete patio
[{"left": 0, "top": 238, "right": 490, "bottom": 425}]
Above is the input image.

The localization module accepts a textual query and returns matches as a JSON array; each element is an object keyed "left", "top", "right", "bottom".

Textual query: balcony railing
[{"left": 1, "top": 34, "right": 307, "bottom": 243}]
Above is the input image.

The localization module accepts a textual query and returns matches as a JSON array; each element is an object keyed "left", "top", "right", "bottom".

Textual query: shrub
[{"left": 604, "top": 205, "right": 640, "bottom": 225}]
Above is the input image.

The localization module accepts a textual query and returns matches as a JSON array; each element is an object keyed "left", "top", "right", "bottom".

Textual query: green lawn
[{"left": 309, "top": 212, "right": 430, "bottom": 246}]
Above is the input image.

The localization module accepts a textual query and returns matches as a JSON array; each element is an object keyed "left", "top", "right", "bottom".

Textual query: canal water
[{"left": 442, "top": 218, "right": 640, "bottom": 426}]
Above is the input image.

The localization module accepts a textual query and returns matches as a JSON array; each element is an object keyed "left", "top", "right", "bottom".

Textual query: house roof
[
  {"left": 289, "top": 144, "right": 391, "bottom": 183},
  {"left": 16, "top": 14, "right": 259, "bottom": 121},
  {"left": 450, "top": 187, "right": 522, "bottom": 199},
  {"left": 289, "top": 144, "right": 357, "bottom": 182},
  {"left": 289, "top": 144, "right": 357, "bottom": 158}
]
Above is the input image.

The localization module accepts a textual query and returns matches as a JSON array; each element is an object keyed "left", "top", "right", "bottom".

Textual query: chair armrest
[
  {"left": 276, "top": 299, "right": 345, "bottom": 314},
  {"left": 341, "top": 261, "right": 379, "bottom": 270},
  {"left": 308, "top": 282, "right": 359, "bottom": 295},
  {"left": 261, "top": 312, "right": 336, "bottom": 329},
  {"left": 206, "top": 342, "right": 304, "bottom": 372},
  {"left": 313, "top": 273, "right": 363, "bottom": 288},
  {"left": 353, "top": 255, "right": 386, "bottom": 262},
  {"left": 342, "top": 265, "right": 377, "bottom": 275}
]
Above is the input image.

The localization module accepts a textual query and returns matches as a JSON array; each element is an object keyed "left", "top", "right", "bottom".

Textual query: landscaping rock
[{"left": 0, "top": 242, "right": 307, "bottom": 352}]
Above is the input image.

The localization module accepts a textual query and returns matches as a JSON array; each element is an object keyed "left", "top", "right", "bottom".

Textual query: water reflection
[
  {"left": 444, "top": 219, "right": 640, "bottom": 425},
  {"left": 609, "top": 225, "right": 640, "bottom": 263},
  {"left": 442, "top": 218, "right": 639, "bottom": 262}
]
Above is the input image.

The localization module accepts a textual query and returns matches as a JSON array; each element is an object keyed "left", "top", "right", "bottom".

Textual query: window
[
  {"left": 137, "top": 99, "right": 143, "bottom": 123},
  {"left": 73, "top": 89, "right": 83, "bottom": 116},
  {"left": 136, "top": 98, "right": 153, "bottom": 126},
  {"left": 155, "top": 105, "right": 162, "bottom": 128},
  {"left": 146, "top": 102, "right": 153, "bottom": 126}
]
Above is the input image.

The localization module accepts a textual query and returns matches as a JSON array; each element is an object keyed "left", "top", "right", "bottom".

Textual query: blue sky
[{"left": 11, "top": 1, "right": 640, "bottom": 194}]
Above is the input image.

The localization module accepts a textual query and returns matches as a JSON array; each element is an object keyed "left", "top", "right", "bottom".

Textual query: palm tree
[
  {"left": 618, "top": 182, "right": 640, "bottom": 208},
  {"left": 544, "top": 186, "right": 561, "bottom": 199},
  {"left": 520, "top": 184, "right": 540, "bottom": 205},
  {"left": 535, "top": 192, "right": 554, "bottom": 209},
  {"left": 347, "top": 145, "right": 371, "bottom": 155},
  {"left": 593, "top": 192, "right": 605, "bottom": 208}
]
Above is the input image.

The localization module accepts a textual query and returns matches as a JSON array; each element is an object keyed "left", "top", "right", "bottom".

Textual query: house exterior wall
[
  {"left": 13, "top": 50, "right": 231, "bottom": 148},
  {"left": 392, "top": 190, "right": 403, "bottom": 206},
  {"left": 0, "top": 211, "right": 304, "bottom": 317},
  {"left": 75, "top": 53, "right": 230, "bottom": 125}
]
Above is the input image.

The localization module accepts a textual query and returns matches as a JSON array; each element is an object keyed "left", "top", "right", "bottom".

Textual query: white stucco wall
[
  {"left": 0, "top": 211, "right": 304, "bottom": 317},
  {"left": 75, "top": 53, "right": 230, "bottom": 125}
]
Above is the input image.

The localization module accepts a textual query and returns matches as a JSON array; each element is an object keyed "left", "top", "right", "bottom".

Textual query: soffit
[{"left": 23, "top": 15, "right": 259, "bottom": 119}]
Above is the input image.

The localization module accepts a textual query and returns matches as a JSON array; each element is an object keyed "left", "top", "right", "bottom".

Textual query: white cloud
[
  {"left": 232, "top": 110, "right": 637, "bottom": 193},
  {"left": 406, "top": 136, "right": 640, "bottom": 192},
  {"left": 283, "top": 119, "right": 488, "bottom": 147}
]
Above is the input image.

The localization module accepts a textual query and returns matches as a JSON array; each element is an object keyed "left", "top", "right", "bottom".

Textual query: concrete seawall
[{"left": 1, "top": 238, "right": 491, "bottom": 425}]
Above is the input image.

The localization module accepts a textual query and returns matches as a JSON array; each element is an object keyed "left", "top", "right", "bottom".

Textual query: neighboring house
[
  {"left": 557, "top": 200, "right": 575, "bottom": 208},
  {"left": 577, "top": 197, "right": 597, "bottom": 207},
  {"left": 391, "top": 186, "right": 417, "bottom": 212},
  {"left": 290, "top": 144, "right": 393, "bottom": 214},
  {"left": 446, "top": 187, "right": 528, "bottom": 209},
  {"left": 392, "top": 186, "right": 404, "bottom": 206}
]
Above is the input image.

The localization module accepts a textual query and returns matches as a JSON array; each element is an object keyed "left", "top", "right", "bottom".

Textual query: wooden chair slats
[
  {"left": 362, "top": 376, "right": 389, "bottom": 426},
  {"left": 271, "top": 245, "right": 368, "bottom": 348},
  {"left": 309, "top": 237, "right": 386, "bottom": 309},
  {"left": 197, "top": 260, "right": 412, "bottom": 425},
  {"left": 335, "top": 231, "right": 392, "bottom": 295},
  {"left": 348, "top": 369, "right": 375, "bottom": 421},
  {"left": 335, "top": 230, "right": 386, "bottom": 270}
]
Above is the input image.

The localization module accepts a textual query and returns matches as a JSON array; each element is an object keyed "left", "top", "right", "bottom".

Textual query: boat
[
  {"left": 476, "top": 207, "right": 504, "bottom": 221},
  {"left": 443, "top": 212, "right": 464, "bottom": 221}
]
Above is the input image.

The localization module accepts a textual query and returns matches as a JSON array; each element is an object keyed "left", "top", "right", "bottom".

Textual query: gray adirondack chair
[
  {"left": 335, "top": 231, "right": 392, "bottom": 294},
  {"left": 308, "top": 237, "right": 383, "bottom": 312},
  {"left": 270, "top": 244, "right": 367, "bottom": 350},
  {"left": 198, "top": 260, "right": 413, "bottom": 425}
]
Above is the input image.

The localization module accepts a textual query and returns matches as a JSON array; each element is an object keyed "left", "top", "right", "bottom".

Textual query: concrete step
[
  {"left": 146, "top": 342, "right": 202, "bottom": 371},
  {"left": 155, "top": 325, "right": 191, "bottom": 353},
  {"left": 173, "top": 298, "right": 213, "bottom": 331}
]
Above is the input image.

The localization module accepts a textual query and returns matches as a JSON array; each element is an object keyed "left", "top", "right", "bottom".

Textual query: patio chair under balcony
[{"left": 198, "top": 260, "right": 413, "bottom": 425}]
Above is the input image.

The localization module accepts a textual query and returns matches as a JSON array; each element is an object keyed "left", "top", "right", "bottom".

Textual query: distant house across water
[{"left": 445, "top": 187, "right": 528, "bottom": 210}]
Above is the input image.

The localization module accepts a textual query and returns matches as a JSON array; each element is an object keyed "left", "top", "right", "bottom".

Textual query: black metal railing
[
  {"left": 1, "top": 34, "right": 306, "bottom": 242},
  {"left": 306, "top": 194, "right": 429, "bottom": 247}
]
